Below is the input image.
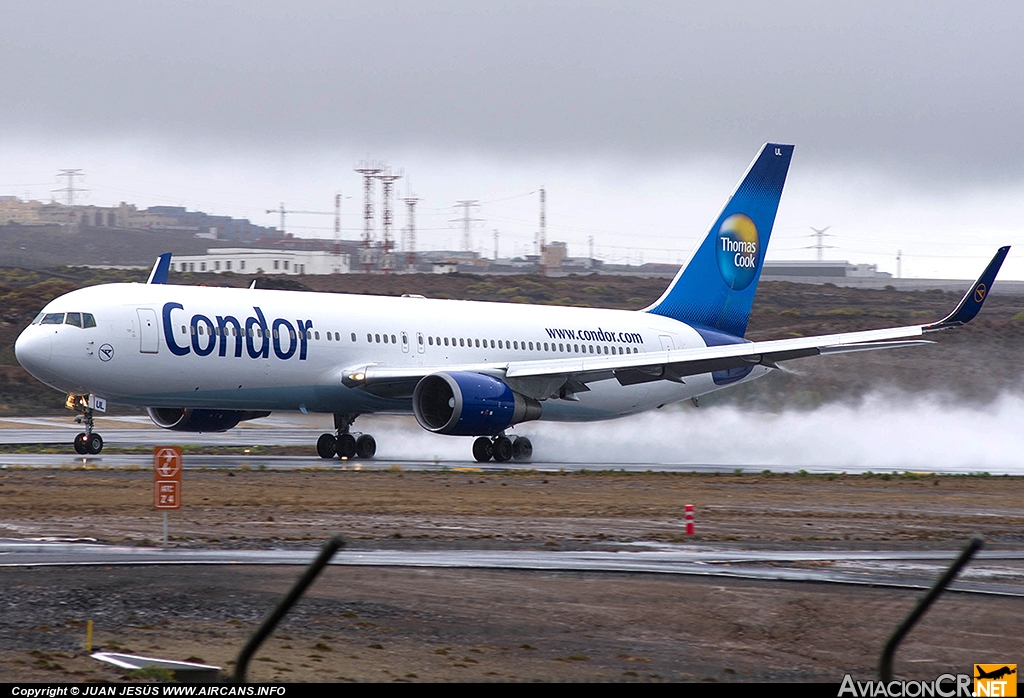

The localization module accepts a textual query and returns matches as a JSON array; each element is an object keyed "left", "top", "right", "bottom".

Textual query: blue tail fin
[{"left": 645, "top": 143, "right": 794, "bottom": 337}]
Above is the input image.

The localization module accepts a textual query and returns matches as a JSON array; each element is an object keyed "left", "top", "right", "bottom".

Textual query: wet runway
[
  {"left": 2, "top": 539, "right": 1022, "bottom": 596},
  {"left": 0, "top": 417, "right": 1016, "bottom": 474}
]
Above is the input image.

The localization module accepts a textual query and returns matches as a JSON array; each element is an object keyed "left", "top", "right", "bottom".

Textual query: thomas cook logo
[
  {"left": 974, "top": 284, "right": 987, "bottom": 303},
  {"left": 716, "top": 213, "right": 760, "bottom": 290},
  {"left": 975, "top": 664, "right": 1016, "bottom": 697}
]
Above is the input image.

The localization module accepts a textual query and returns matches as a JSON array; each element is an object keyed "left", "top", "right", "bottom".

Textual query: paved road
[{"left": 2, "top": 539, "right": 1021, "bottom": 596}]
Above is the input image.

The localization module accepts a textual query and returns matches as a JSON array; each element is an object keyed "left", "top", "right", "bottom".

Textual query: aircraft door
[
  {"left": 416, "top": 332, "right": 425, "bottom": 354},
  {"left": 659, "top": 335, "right": 674, "bottom": 351},
  {"left": 137, "top": 308, "right": 159, "bottom": 354},
  {"left": 401, "top": 331, "right": 410, "bottom": 353}
]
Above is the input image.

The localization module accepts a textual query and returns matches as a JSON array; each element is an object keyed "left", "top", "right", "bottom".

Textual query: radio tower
[
  {"left": 402, "top": 194, "right": 420, "bottom": 269},
  {"left": 354, "top": 160, "right": 384, "bottom": 272},
  {"left": 377, "top": 168, "right": 403, "bottom": 273}
]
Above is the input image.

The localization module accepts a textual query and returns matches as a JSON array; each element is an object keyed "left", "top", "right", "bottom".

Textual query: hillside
[
  {"left": 0, "top": 267, "right": 1020, "bottom": 415},
  {"left": 0, "top": 224, "right": 236, "bottom": 268}
]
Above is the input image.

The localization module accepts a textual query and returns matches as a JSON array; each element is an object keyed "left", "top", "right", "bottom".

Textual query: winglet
[
  {"left": 925, "top": 246, "right": 1010, "bottom": 331},
  {"left": 147, "top": 253, "right": 172, "bottom": 285}
]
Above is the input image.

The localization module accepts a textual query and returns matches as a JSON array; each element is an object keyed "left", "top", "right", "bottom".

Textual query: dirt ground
[{"left": 1, "top": 469, "right": 1022, "bottom": 683}]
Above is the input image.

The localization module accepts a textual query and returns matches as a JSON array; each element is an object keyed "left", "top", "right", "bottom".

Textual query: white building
[{"left": 171, "top": 248, "right": 350, "bottom": 275}]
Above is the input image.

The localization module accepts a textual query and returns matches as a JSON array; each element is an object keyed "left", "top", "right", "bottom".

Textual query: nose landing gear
[
  {"left": 69, "top": 395, "right": 103, "bottom": 455},
  {"left": 317, "top": 413, "right": 376, "bottom": 460},
  {"left": 473, "top": 435, "right": 532, "bottom": 463}
]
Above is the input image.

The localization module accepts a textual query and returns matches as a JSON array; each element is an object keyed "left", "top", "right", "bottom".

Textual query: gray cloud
[{"left": 2, "top": 1, "right": 1023, "bottom": 181}]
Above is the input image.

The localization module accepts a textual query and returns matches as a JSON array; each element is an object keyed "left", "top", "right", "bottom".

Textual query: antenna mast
[
  {"left": 402, "top": 194, "right": 420, "bottom": 270},
  {"left": 354, "top": 160, "right": 384, "bottom": 273},
  {"left": 377, "top": 168, "right": 403, "bottom": 273}
]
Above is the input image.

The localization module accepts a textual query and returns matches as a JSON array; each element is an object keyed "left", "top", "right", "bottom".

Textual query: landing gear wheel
[
  {"left": 355, "top": 434, "right": 376, "bottom": 459},
  {"left": 472, "top": 436, "right": 493, "bottom": 463},
  {"left": 336, "top": 433, "right": 357, "bottom": 459},
  {"left": 492, "top": 436, "right": 513, "bottom": 463},
  {"left": 511, "top": 436, "right": 532, "bottom": 462},
  {"left": 73, "top": 432, "right": 88, "bottom": 455},
  {"left": 316, "top": 433, "right": 337, "bottom": 459},
  {"left": 86, "top": 433, "right": 103, "bottom": 455}
]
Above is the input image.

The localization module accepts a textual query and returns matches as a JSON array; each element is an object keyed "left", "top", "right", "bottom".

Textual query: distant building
[
  {"left": 145, "top": 206, "right": 280, "bottom": 242},
  {"left": 0, "top": 196, "right": 279, "bottom": 241},
  {"left": 171, "top": 248, "right": 350, "bottom": 275},
  {"left": 761, "top": 260, "right": 891, "bottom": 280}
]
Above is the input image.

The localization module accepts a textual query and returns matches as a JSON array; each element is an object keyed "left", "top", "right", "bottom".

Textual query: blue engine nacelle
[
  {"left": 412, "top": 372, "right": 542, "bottom": 436},
  {"left": 147, "top": 407, "right": 270, "bottom": 432}
]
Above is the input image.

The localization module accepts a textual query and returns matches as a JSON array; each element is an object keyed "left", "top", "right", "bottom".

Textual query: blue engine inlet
[{"left": 412, "top": 372, "right": 542, "bottom": 436}]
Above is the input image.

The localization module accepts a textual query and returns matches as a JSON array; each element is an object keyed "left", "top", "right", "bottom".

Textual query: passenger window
[
  {"left": 428, "top": 336, "right": 433, "bottom": 345},
  {"left": 367, "top": 333, "right": 372, "bottom": 342},
  {"left": 444, "top": 337, "right": 449, "bottom": 346},
  {"left": 459, "top": 338, "right": 464, "bottom": 347},
  {"left": 475, "top": 339, "right": 480, "bottom": 347},
  {"left": 350, "top": 333, "right": 355, "bottom": 342},
  {"left": 392, "top": 334, "right": 397, "bottom": 344},
  {"left": 65, "top": 312, "right": 83, "bottom": 328},
  {"left": 382, "top": 334, "right": 387, "bottom": 344},
  {"left": 314, "top": 331, "right": 319, "bottom": 340},
  {"left": 41, "top": 313, "right": 65, "bottom": 325}
]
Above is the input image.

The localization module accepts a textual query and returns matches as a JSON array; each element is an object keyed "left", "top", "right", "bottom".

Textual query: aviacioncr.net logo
[{"left": 716, "top": 213, "right": 760, "bottom": 290}]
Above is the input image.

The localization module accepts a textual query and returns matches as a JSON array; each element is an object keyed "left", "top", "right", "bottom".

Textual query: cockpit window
[
  {"left": 83, "top": 313, "right": 96, "bottom": 328},
  {"left": 65, "top": 312, "right": 83, "bottom": 328},
  {"left": 31, "top": 312, "right": 45, "bottom": 325},
  {"left": 40, "top": 313, "right": 65, "bottom": 325}
]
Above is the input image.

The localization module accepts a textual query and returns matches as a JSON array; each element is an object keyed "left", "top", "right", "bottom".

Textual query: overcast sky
[{"left": 2, "top": 1, "right": 1023, "bottom": 279}]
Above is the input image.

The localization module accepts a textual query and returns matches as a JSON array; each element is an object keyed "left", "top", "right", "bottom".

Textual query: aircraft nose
[{"left": 15, "top": 327, "right": 52, "bottom": 376}]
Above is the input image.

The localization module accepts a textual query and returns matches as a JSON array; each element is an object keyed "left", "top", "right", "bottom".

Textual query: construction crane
[{"left": 265, "top": 202, "right": 340, "bottom": 237}]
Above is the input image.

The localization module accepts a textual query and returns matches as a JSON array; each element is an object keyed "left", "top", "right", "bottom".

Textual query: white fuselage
[{"left": 15, "top": 283, "right": 769, "bottom": 422}]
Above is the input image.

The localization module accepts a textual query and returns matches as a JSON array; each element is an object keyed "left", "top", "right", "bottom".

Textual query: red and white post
[{"left": 685, "top": 504, "right": 695, "bottom": 536}]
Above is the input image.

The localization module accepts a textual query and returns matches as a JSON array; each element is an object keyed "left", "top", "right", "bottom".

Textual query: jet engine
[
  {"left": 147, "top": 408, "right": 271, "bottom": 432},
  {"left": 412, "top": 371, "right": 541, "bottom": 436}
]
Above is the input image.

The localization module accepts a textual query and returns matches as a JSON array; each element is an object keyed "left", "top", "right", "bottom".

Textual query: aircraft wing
[{"left": 345, "top": 246, "right": 1008, "bottom": 399}]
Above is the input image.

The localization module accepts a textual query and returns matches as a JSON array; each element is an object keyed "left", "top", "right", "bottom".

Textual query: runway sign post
[
  {"left": 685, "top": 504, "right": 695, "bottom": 536},
  {"left": 153, "top": 446, "right": 182, "bottom": 549}
]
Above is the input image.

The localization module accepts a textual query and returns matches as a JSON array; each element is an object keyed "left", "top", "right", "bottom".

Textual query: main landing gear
[
  {"left": 68, "top": 395, "right": 103, "bottom": 455},
  {"left": 317, "top": 413, "right": 376, "bottom": 460},
  {"left": 473, "top": 435, "right": 532, "bottom": 463}
]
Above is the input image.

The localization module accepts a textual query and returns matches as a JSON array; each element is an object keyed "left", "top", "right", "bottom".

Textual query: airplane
[
  {"left": 13, "top": 143, "right": 1010, "bottom": 462},
  {"left": 975, "top": 666, "right": 1016, "bottom": 681}
]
